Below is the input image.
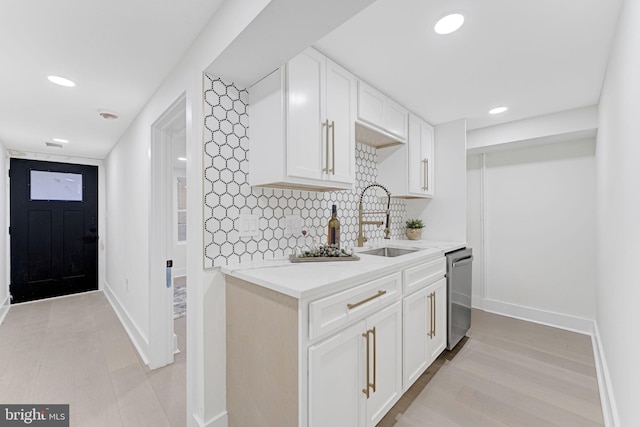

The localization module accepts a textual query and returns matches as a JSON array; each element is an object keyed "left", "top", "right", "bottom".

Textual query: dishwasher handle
[{"left": 452, "top": 255, "right": 474, "bottom": 268}]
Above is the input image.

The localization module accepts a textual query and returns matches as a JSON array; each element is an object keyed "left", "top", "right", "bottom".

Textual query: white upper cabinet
[
  {"left": 250, "top": 48, "right": 356, "bottom": 191},
  {"left": 357, "top": 81, "right": 408, "bottom": 144},
  {"left": 408, "top": 114, "right": 434, "bottom": 197},
  {"left": 378, "top": 113, "right": 434, "bottom": 198}
]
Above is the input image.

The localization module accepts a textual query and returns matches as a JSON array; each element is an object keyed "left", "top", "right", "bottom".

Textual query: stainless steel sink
[{"left": 359, "top": 247, "right": 419, "bottom": 258}]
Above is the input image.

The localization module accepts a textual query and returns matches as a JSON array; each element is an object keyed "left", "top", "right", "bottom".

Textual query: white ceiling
[
  {"left": 315, "top": 0, "right": 621, "bottom": 130},
  {"left": 0, "top": 0, "right": 224, "bottom": 159},
  {"left": 0, "top": 0, "right": 622, "bottom": 161}
]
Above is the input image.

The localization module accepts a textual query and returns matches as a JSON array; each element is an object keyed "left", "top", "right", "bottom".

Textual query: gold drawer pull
[
  {"left": 371, "top": 326, "right": 377, "bottom": 393},
  {"left": 330, "top": 120, "right": 335, "bottom": 175},
  {"left": 361, "top": 327, "right": 377, "bottom": 398},
  {"left": 422, "top": 159, "right": 428, "bottom": 190},
  {"left": 323, "top": 120, "right": 330, "bottom": 173},
  {"left": 362, "top": 330, "right": 370, "bottom": 398},
  {"left": 432, "top": 291, "right": 436, "bottom": 336},
  {"left": 347, "top": 290, "right": 387, "bottom": 310},
  {"left": 427, "top": 292, "right": 434, "bottom": 338}
]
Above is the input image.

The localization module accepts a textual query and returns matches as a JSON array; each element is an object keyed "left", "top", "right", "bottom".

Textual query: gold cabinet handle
[
  {"left": 323, "top": 120, "right": 330, "bottom": 173},
  {"left": 432, "top": 291, "right": 436, "bottom": 337},
  {"left": 371, "top": 326, "right": 377, "bottom": 393},
  {"left": 330, "top": 120, "right": 335, "bottom": 175},
  {"left": 427, "top": 292, "right": 434, "bottom": 338},
  {"left": 362, "top": 330, "right": 370, "bottom": 398},
  {"left": 426, "top": 159, "right": 429, "bottom": 191},
  {"left": 347, "top": 290, "right": 387, "bottom": 310},
  {"left": 422, "top": 159, "right": 429, "bottom": 191}
]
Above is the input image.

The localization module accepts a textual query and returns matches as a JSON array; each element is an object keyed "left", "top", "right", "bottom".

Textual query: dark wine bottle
[{"left": 327, "top": 204, "right": 340, "bottom": 247}]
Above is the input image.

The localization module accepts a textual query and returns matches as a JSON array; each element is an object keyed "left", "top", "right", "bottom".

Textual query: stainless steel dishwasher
[{"left": 446, "top": 248, "right": 473, "bottom": 350}]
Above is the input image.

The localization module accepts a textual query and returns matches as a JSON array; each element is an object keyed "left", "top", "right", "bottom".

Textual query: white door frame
[{"left": 149, "top": 93, "right": 187, "bottom": 369}]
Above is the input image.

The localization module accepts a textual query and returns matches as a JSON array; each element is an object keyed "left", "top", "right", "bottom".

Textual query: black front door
[{"left": 10, "top": 159, "right": 98, "bottom": 303}]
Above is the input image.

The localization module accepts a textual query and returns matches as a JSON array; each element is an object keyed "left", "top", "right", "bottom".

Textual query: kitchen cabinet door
[
  {"left": 377, "top": 113, "right": 434, "bottom": 198},
  {"left": 357, "top": 81, "right": 385, "bottom": 129},
  {"left": 250, "top": 48, "right": 355, "bottom": 191},
  {"left": 402, "top": 286, "right": 430, "bottom": 390},
  {"left": 407, "top": 114, "right": 435, "bottom": 197},
  {"left": 385, "top": 98, "right": 409, "bottom": 141},
  {"left": 325, "top": 59, "right": 356, "bottom": 185},
  {"left": 365, "top": 301, "right": 402, "bottom": 427},
  {"left": 286, "top": 48, "right": 325, "bottom": 182},
  {"left": 427, "top": 277, "right": 447, "bottom": 365},
  {"left": 357, "top": 81, "right": 408, "bottom": 141},
  {"left": 308, "top": 320, "right": 366, "bottom": 427}
]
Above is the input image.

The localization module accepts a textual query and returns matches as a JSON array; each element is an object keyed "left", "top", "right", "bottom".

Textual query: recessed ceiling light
[
  {"left": 52, "top": 138, "right": 69, "bottom": 143},
  {"left": 47, "top": 75, "right": 76, "bottom": 87},
  {"left": 489, "top": 107, "right": 509, "bottom": 115},
  {"left": 178, "top": 157, "right": 187, "bottom": 161},
  {"left": 434, "top": 13, "right": 465, "bottom": 35}
]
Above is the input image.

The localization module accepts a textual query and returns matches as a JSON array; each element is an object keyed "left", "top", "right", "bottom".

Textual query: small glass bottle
[{"left": 327, "top": 204, "right": 340, "bottom": 247}]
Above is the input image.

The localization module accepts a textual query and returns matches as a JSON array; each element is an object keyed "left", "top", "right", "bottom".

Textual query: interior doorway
[
  {"left": 9, "top": 159, "right": 98, "bottom": 303},
  {"left": 148, "top": 94, "right": 187, "bottom": 369}
]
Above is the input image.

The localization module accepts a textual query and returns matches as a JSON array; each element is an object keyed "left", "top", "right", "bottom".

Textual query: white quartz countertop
[{"left": 221, "top": 239, "right": 466, "bottom": 299}]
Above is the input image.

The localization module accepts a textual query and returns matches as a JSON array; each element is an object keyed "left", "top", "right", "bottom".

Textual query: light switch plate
[
  {"left": 285, "top": 215, "right": 303, "bottom": 236},
  {"left": 238, "top": 214, "right": 260, "bottom": 238}
]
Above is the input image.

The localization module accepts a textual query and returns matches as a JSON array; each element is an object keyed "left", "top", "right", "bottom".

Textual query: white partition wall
[{"left": 467, "top": 139, "right": 597, "bottom": 331}]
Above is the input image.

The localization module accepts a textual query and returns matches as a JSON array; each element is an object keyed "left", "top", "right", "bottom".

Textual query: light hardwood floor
[
  {"left": 0, "top": 291, "right": 186, "bottom": 427},
  {"left": 1, "top": 294, "right": 603, "bottom": 427},
  {"left": 379, "top": 309, "right": 604, "bottom": 427}
]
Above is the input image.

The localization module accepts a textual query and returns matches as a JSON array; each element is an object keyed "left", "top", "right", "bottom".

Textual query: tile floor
[{"left": 0, "top": 291, "right": 186, "bottom": 427}]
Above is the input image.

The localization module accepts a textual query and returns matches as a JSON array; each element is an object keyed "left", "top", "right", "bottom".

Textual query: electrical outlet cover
[
  {"left": 285, "top": 215, "right": 303, "bottom": 236},
  {"left": 238, "top": 214, "right": 260, "bottom": 238}
]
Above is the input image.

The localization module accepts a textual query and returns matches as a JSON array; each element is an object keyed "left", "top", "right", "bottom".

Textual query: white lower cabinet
[
  {"left": 402, "top": 277, "right": 447, "bottom": 390},
  {"left": 309, "top": 301, "right": 402, "bottom": 427},
  {"left": 225, "top": 255, "right": 447, "bottom": 427},
  {"left": 428, "top": 278, "right": 447, "bottom": 363},
  {"left": 309, "top": 320, "right": 366, "bottom": 427}
]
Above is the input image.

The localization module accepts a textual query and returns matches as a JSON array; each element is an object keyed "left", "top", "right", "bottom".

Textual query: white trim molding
[
  {"left": 0, "top": 295, "right": 10, "bottom": 324},
  {"left": 103, "top": 283, "right": 151, "bottom": 366},
  {"left": 479, "top": 298, "right": 595, "bottom": 335},
  {"left": 192, "top": 411, "right": 228, "bottom": 427},
  {"left": 591, "top": 322, "right": 619, "bottom": 427}
]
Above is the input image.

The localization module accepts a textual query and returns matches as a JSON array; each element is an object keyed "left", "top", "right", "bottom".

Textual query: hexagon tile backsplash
[{"left": 203, "top": 74, "right": 407, "bottom": 268}]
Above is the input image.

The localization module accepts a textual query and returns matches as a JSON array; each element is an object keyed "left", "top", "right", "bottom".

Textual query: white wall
[
  {"left": 466, "top": 154, "right": 484, "bottom": 308},
  {"left": 407, "top": 119, "right": 467, "bottom": 242},
  {"left": 104, "top": 1, "right": 274, "bottom": 426},
  {"left": 0, "top": 142, "right": 8, "bottom": 323},
  {"left": 467, "top": 139, "right": 597, "bottom": 331},
  {"left": 596, "top": 0, "right": 640, "bottom": 424}
]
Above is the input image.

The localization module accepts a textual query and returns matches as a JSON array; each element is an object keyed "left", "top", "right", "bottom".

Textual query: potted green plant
[{"left": 405, "top": 218, "right": 424, "bottom": 240}]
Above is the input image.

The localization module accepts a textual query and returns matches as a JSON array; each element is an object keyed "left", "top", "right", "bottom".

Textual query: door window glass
[{"left": 30, "top": 170, "right": 83, "bottom": 201}]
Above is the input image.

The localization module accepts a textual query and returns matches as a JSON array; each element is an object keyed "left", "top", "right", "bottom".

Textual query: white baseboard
[
  {"left": 103, "top": 282, "right": 151, "bottom": 366},
  {"left": 0, "top": 295, "right": 9, "bottom": 324},
  {"left": 479, "top": 298, "right": 595, "bottom": 335},
  {"left": 591, "top": 323, "right": 619, "bottom": 427},
  {"left": 173, "top": 333, "right": 180, "bottom": 355},
  {"left": 192, "top": 411, "right": 228, "bottom": 427}
]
